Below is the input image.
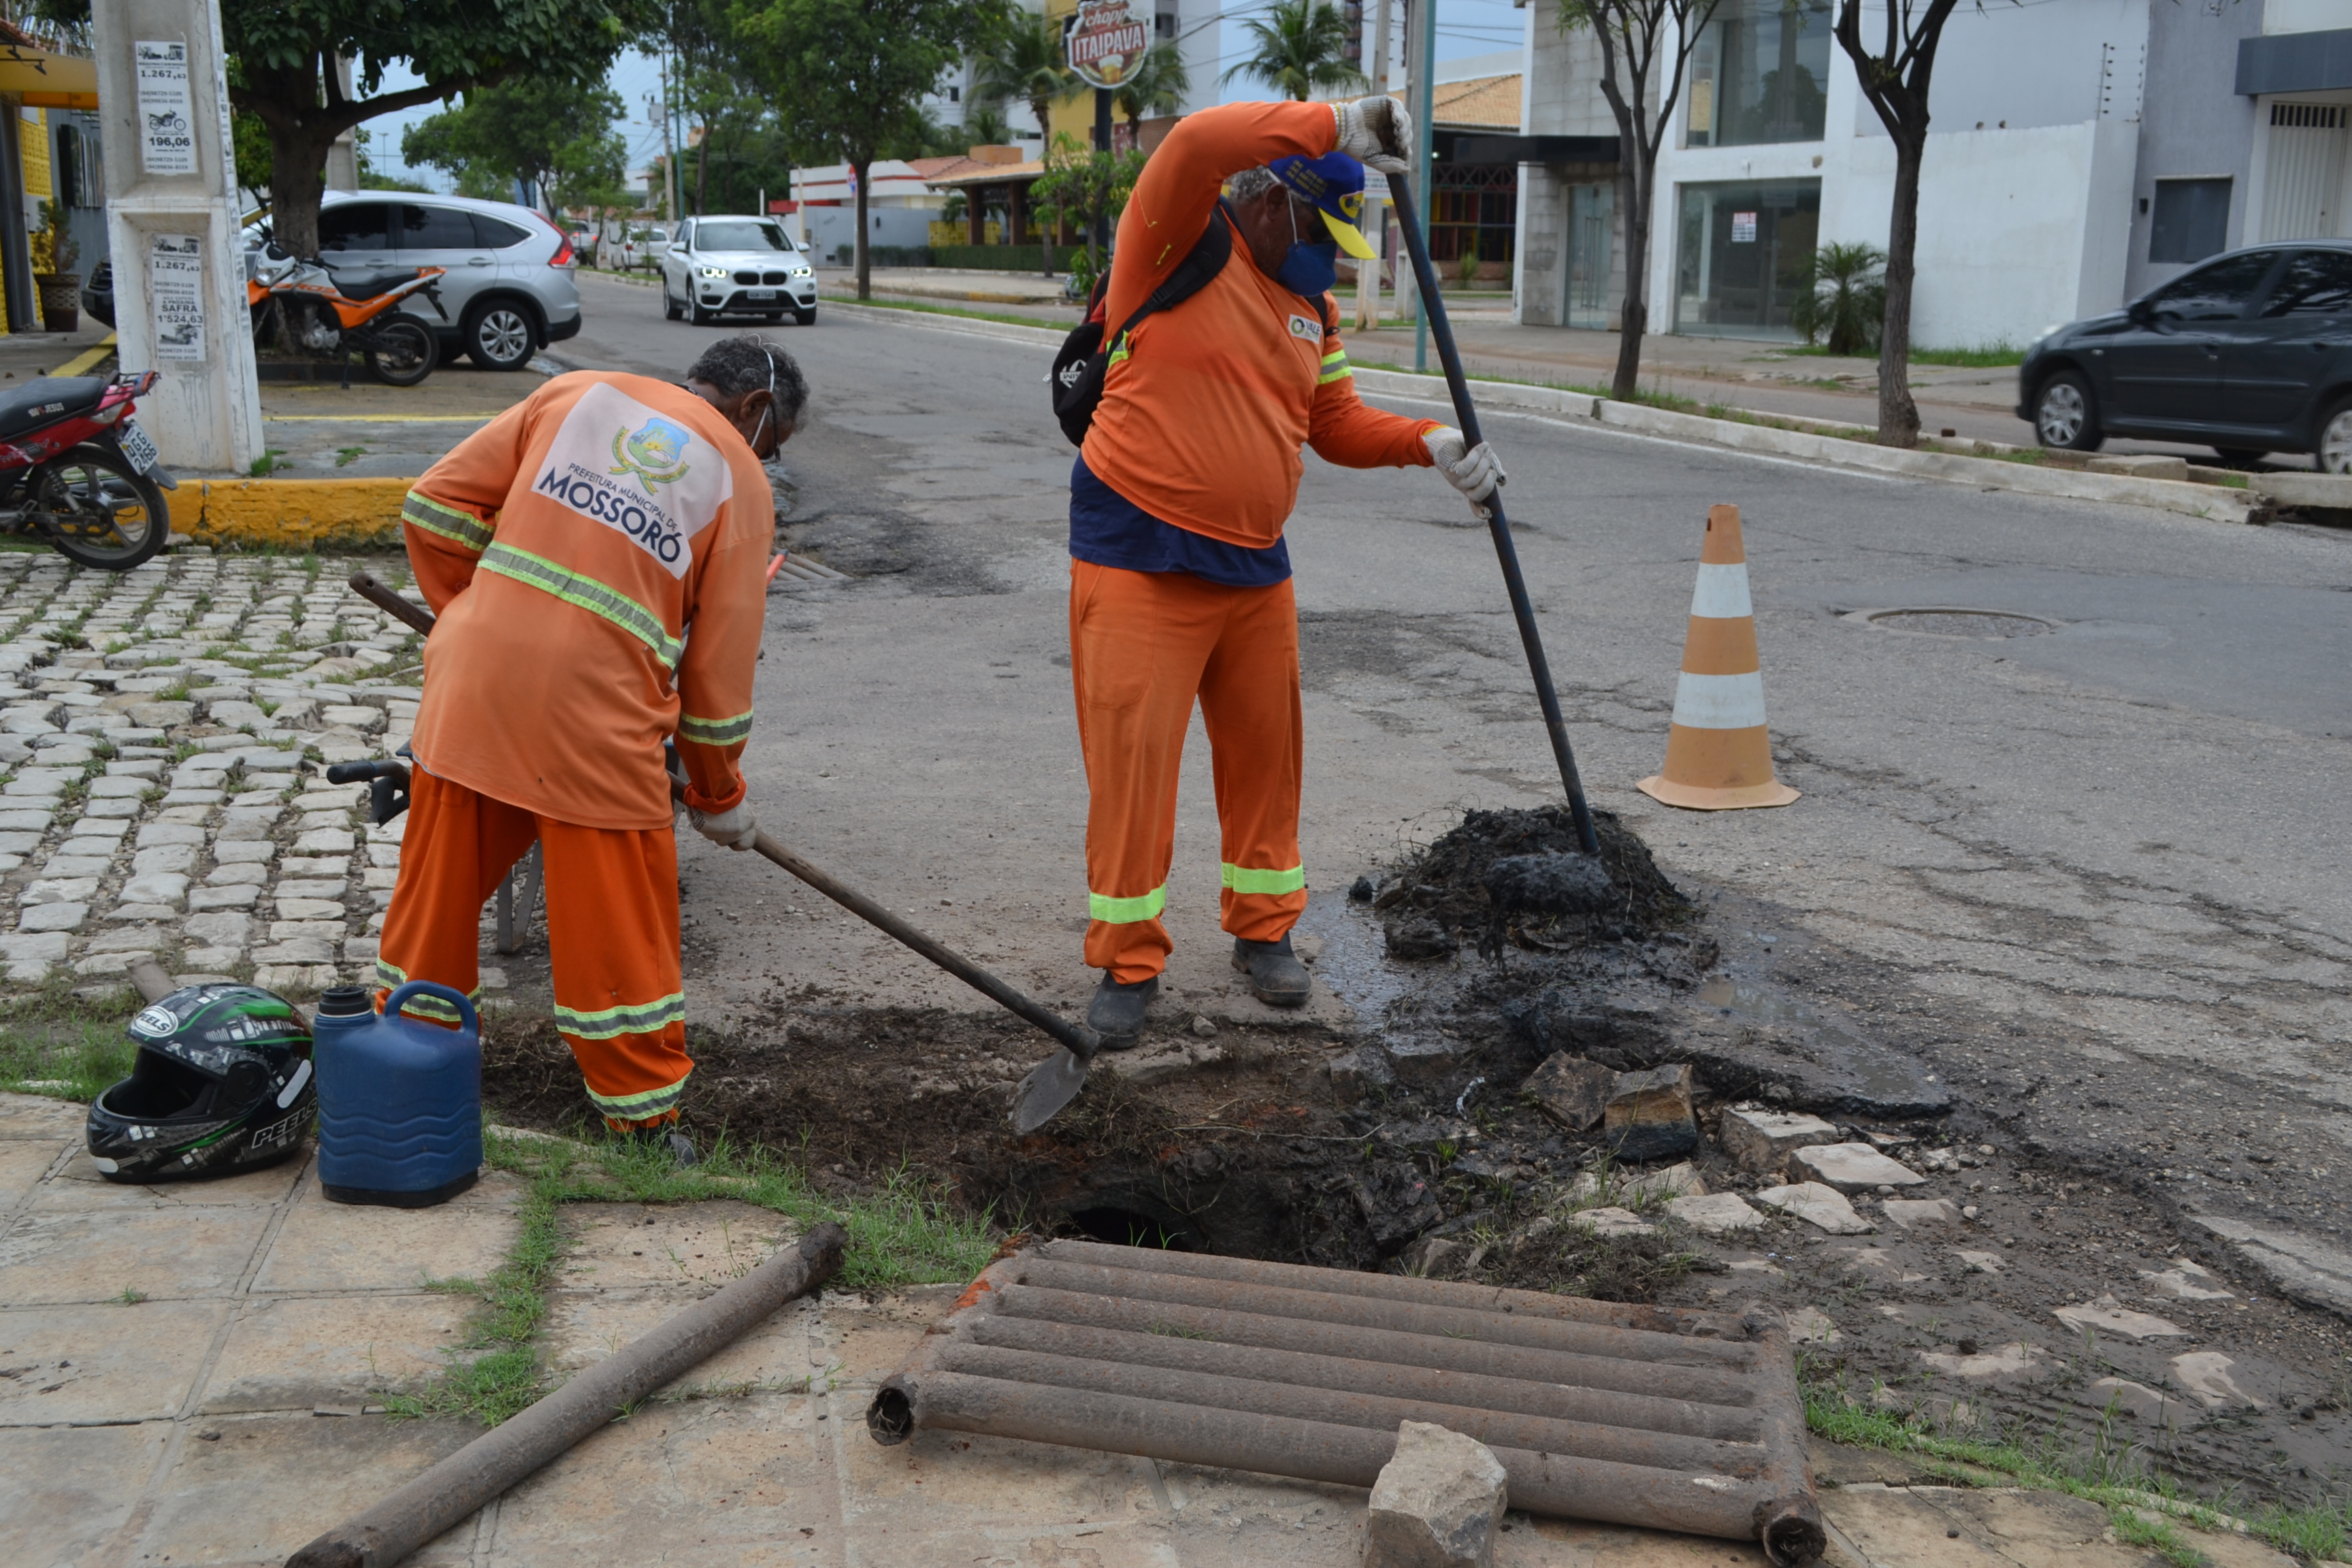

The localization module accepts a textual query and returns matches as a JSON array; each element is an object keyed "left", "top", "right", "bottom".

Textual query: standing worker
[
  {"left": 380, "top": 337, "right": 806, "bottom": 1161},
  {"left": 1071, "top": 98, "right": 1505, "bottom": 1045}
]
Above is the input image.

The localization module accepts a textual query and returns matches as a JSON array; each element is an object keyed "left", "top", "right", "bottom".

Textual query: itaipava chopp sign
[{"left": 1064, "top": 0, "right": 1152, "bottom": 89}]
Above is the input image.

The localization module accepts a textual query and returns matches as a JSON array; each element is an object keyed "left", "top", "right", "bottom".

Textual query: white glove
[
  {"left": 1335, "top": 96, "right": 1413, "bottom": 174},
  {"left": 1424, "top": 426, "right": 1505, "bottom": 517},
  {"left": 688, "top": 800, "right": 757, "bottom": 850}
]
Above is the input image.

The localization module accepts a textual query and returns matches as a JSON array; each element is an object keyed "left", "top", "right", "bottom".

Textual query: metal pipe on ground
[{"left": 287, "top": 1223, "right": 846, "bottom": 1568}]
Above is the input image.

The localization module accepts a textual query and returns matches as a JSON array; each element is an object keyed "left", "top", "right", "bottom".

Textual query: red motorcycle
[{"left": 0, "top": 370, "right": 175, "bottom": 570}]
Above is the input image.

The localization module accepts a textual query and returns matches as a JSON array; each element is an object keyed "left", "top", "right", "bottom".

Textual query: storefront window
[
  {"left": 1430, "top": 161, "right": 1516, "bottom": 274},
  {"left": 1675, "top": 179, "right": 1820, "bottom": 338},
  {"left": 1686, "top": 0, "right": 1832, "bottom": 148}
]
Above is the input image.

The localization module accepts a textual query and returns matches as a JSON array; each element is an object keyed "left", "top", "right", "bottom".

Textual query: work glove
[
  {"left": 1336, "top": 95, "right": 1413, "bottom": 174},
  {"left": 688, "top": 800, "right": 757, "bottom": 851},
  {"left": 1424, "top": 426, "right": 1506, "bottom": 519}
]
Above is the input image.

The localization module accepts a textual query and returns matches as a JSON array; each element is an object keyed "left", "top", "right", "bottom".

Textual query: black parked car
[
  {"left": 81, "top": 260, "right": 112, "bottom": 328},
  {"left": 2020, "top": 242, "right": 2352, "bottom": 470}
]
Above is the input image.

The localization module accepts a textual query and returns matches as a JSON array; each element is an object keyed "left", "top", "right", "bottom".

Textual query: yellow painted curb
[
  {"left": 51, "top": 333, "right": 116, "bottom": 378},
  {"left": 172, "top": 476, "right": 415, "bottom": 551}
]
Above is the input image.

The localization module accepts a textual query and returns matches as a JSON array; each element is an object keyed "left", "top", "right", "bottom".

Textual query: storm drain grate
[
  {"left": 1859, "top": 607, "right": 2057, "bottom": 638},
  {"left": 867, "top": 1239, "right": 1824, "bottom": 1564}
]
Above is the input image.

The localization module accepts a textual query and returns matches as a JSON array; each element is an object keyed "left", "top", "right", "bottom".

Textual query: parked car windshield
[
  {"left": 2257, "top": 250, "right": 2352, "bottom": 317},
  {"left": 696, "top": 220, "right": 794, "bottom": 252},
  {"left": 2146, "top": 252, "right": 2278, "bottom": 321}
]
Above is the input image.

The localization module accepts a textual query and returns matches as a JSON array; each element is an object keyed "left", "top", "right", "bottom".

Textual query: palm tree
[
  {"left": 962, "top": 101, "right": 1015, "bottom": 148},
  {"left": 1111, "top": 42, "right": 1190, "bottom": 122},
  {"left": 1787, "top": 241, "right": 1887, "bottom": 357},
  {"left": 1220, "top": 0, "right": 1369, "bottom": 101},
  {"left": 970, "top": 8, "right": 1079, "bottom": 146}
]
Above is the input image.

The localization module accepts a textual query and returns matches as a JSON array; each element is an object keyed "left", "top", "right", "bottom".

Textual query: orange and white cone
[{"left": 1637, "top": 504, "right": 1799, "bottom": 811}]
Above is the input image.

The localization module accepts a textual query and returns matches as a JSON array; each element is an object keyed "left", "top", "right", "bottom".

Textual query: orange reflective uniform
[
  {"left": 383, "top": 372, "right": 770, "bottom": 1127},
  {"left": 1073, "top": 103, "right": 1440, "bottom": 981}
]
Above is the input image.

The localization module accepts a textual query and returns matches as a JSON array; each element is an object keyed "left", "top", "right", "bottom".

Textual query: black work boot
[
  {"left": 625, "top": 1124, "right": 700, "bottom": 1168},
  {"left": 1232, "top": 933, "right": 1311, "bottom": 1007},
  {"left": 1086, "top": 973, "right": 1158, "bottom": 1051}
]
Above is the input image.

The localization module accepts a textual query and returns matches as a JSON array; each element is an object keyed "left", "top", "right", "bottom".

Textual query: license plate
[
  {"left": 118, "top": 420, "right": 159, "bottom": 474},
  {"left": 746, "top": 288, "right": 776, "bottom": 300}
]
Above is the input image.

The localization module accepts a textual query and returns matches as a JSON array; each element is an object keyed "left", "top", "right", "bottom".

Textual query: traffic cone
[{"left": 1637, "top": 504, "right": 1799, "bottom": 811}]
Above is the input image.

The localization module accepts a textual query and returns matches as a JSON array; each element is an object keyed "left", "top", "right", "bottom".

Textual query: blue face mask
[{"left": 1271, "top": 194, "right": 1339, "bottom": 297}]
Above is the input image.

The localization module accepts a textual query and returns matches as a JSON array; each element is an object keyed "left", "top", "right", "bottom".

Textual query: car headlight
[
  {"left": 699, "top": 264, "right": 728, "bottom": 279},
  {"left": 791, "top": 265, "right": 812, "bottom": 278}
]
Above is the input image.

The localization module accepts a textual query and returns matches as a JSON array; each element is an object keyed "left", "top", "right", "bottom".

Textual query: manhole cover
[{"left": 1857, "top": 608, "right": 2058, "bottom": 638}]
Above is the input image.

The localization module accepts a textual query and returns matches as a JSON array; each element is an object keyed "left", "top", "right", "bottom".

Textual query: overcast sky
[{"left": 363, "top": 0, "right": 1527, "bottom": 194}]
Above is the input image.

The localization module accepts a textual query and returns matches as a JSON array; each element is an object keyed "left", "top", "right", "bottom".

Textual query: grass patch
[
  {"left": 2111, "top": 1505, "right": 2208, "bottom": 1568},
  {"left": 1773, "top": 342, "right": 2025, "bottom": 368},
  {"left": 379, "top": 1125, "right": 997, "bottom": 1428},
  {"left": 0, "top": 1017, "right": 135, "bottom": 1100},
  {"left": 825, "top": 294, "right": 1065, "bottom": 332}
]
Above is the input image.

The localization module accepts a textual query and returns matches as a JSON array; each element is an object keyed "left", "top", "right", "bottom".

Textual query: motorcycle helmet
[{"left": 86, "top": 984, "right": 316, "bottom": 1181}]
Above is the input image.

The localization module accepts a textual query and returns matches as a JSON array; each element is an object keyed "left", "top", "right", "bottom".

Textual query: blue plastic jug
[{"left": 313, "top": 981, "right": 482, "bottom": 1207}]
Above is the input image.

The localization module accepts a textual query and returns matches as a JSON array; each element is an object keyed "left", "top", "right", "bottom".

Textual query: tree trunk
[
  {"left": 1611, "top": 158, "right": 1647, "bottom": 402},
  {"left": 696, "top": 127, "right": 709, "bottom": 217},
  {"left": 248, "top": 63, "right": 338, "bottom": 260},
  {"left": 853, "top": 158, "right": 872, "bottom": 301},
  {"left": 1876, "top": 133, "right": 1923, "bottom": 447}
]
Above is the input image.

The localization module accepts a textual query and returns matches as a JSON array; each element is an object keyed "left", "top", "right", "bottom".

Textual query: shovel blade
[{"left": 1009, "top": 1048, "right": 1090, "bottom": 1134}]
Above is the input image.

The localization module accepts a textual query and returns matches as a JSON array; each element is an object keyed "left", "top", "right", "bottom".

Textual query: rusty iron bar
[
  {"left": 987, "top": 1281, "right": 1760, "bottom": 1409},
  {"left": 960, "top": 1310, "right": 1765, "bottom": 1443},
  {"left": 1034, "top": 1238, "right": 1751, "bottom": 1339},
  {"left": 1007, "top": 1256, "right": 1758, "bottom": 1371},
  {"left": 870, "top": 1245, "right": 1824, "bottom": 1566}
]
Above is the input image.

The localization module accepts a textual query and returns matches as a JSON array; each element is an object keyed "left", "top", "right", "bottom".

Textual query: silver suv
[
  {"left": 313, "top": 193, "right": 583, "bottom": 370},
  {"left": 659, "top": 215, "right": 817, "bottom": 326}
]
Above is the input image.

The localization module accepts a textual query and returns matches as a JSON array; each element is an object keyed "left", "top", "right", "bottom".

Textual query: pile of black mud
[{"left": 1369, "top": 804, "right": 1703, "bottom": 963}]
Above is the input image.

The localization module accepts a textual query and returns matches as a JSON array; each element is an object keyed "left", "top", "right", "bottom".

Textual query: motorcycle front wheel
[
  {"left": 366, "top": 316, "right": 437, "bottom": 387},
  {"left": 29, "top": 444, "right": 170, "bottom": 570}
]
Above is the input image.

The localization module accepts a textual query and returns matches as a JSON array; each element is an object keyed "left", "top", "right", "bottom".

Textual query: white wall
[{"left": 2266, "top": 0, "right": 2352, "bottom": 35}]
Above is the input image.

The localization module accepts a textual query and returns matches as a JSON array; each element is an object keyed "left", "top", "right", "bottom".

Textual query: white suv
[
  {"left": 312, "top": 193, "right": 583, "bottom": 371},
  {"left": 659, "top": 216, "right": 817, "bottom": 326}
]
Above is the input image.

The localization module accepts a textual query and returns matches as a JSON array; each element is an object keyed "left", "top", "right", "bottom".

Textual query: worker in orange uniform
[
  {"left": 380, "top": 336, "right": 804, "bottom": 1162},
  {"left": 1073, "top": 98, "right": 1504, "bottom": 1045}
]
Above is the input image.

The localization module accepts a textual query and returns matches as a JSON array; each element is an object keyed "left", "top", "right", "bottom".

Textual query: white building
[{"left": 1512, "top": 0, "right": 2352, "bottom": 350}]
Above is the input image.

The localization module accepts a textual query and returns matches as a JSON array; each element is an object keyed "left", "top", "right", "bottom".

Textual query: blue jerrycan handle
[{"left": 384, "top": 981, "right": 479, "bottom": 1034}]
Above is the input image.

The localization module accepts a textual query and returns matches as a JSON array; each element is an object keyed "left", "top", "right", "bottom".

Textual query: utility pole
[
  {"left": 657, "top": 54, "right": 676, "bottom": 226},
  {"left": 1411, "top": 0, "right": 1436, "bottom": 373},
  {"left": 1354, "top": 0, "right": 1392, "bottom": 331}
]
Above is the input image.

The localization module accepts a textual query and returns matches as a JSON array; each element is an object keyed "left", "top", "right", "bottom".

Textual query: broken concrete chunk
[
  {"left": 2090, "top": 1377, "right": 2187, "bottom": 1428},
  {"left": 1789, "top": 1142, "right": 1926, "bottom": 1192},
  {"left": 1717, "top": 1107, "right": 1842, "bottom": 1175},
  {"left": 2170, "top": 1352, "right": 2264, "bottom": 1411},
  {"left": 1618, "top": 1161, "right": 1706, "bottom": 1203},
  {"left": 1953, "top": 1250, "right": 2005, "bottom": 1275},
  {"left": 1365, "top": 1420, "right": 1508, "bottom": 1568},
  {"left": 1665, "top": 1192, "right": 1763, "bottom": 1234},
  {"left": 2053, "top": 1297, "right": 2187, "bottom": 1341},
  {"left": 1398, "top": 1235, "right": 1465, "bottom": 1279},
  {"left": 1920, "top": 1341, "right": 2044, "bottom": 1379},
  {"left": 1753, "top": 1181, "right": 1874, "bottom": 1235},
  {"left": 2139, "top": 1260, "right": 2232, "bottom": 1301},
  {"left": 1603, "top": 1063, "right": 1698, "bottom": 1161},
  {"left": 1567, "top": 1206, "right": 1652, "bottom": 1239},
  {"left": 1880, "top": 1198, "right": 1962, "bottom": 1229},
  {"left": 1781, "top": 1306, "right": 1840, "bottom": 1344},
  {"left": 1522, "top": 1052, "right": 1614, "bottom": 1132}
]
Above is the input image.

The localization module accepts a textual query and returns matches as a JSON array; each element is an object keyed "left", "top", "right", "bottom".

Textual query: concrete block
[
  {"left": 131, "top": 844, "right": 197, "bottom": 875},
  {"left": 1568, "top": 1206, "right": 1652, "bottom": 1238},
  {"left": 0, "top": 1422, "right": 171, "bottom": 1565},
  {"left": 1665, "top": 1192, "right": 1764, "bottom": 1234},
  {"left": 1364, "top": 1420, "right": 1508, "bottom": 1568},
  {"left": 1717, "top": 1107, "right": 1842, "bottom": 1175},
  {"left": 0, "top": 1208, "right": 273, "bottom": 1305},
  {"left": 274, "top": 897, "right": 347, "bottom": 921},
  {"left": 189, "top": 884, "right": 260, "bottom": 911},
  {"left": 293, "top": 827, "right": 354, "bottom": 855},
  {"left": 2053, "top": 1296, "right": 2187, "bottom": 1340},
  {"left": 1618, "top": 1161, "right": 1705, "bottom": 1203},
  {"left": 252, "top": 1173, "right": 521, "bottom": 1293},
  {"left": 2251, "top": 470, "right": 2352, "bottom": 510},
  {"left": 1523, "top": 1052, "right": 1613, "bottom": 1132},
  {"left": 2085, "top": 453, "right": 2189, "bottom": 481},
  {"left": 118, "top": 872, "right": 190, "bottom": 909},
  {"left": 2090, "top": 1376, "right": 2187, "bottom": 1428},
  {"left": 16, "top": 902, "right": 86, "bottom": 932},
  {"left": 125, "top": 700, "right": 195, "bottom": 728},
  {"left": 1753, "top": 1181, "right": 1874, "bottom": 1234},
  {"left": 1603, "top": 1064, "right": 1698, "bottom": 1161},
  {"left": 201, "top": 1292, "right": 478, "bottom": 1414},
  {"left": 183, "top": 911, "right": 251, "bottom": 947},
  {"left": 84, "top": 924, "right": 169, "bottom": 954},
  {"left": 1789, "top": 1142, "right": 1926, "bottom": 1192},
  {"left": 2170, "top": 1350, "right": 2263, "bottom": 1409},
  {"left": 214, "top": 838, "right": 278, "bottom": 864},
  {"left": 23, "top": 876, "right": 101, "bottom": 904},
  {"left": 1881, "top": 1198, "right": 1963, "bottom": 1229},
  {"left": 135, "top": 822, "right": 206, "bottom": 848}
]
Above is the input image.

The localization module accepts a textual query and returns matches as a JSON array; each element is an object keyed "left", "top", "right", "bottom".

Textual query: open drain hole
[
  {"left": 1066, "top": 1203, "right": 1198, "bottom": 1252},
  {"left": 1857, "top": 607, "right": 2058, "bottom": 638}
]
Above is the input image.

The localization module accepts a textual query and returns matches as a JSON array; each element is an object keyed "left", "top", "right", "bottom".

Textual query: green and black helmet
[{"left": 86, "top": 984, "right": 316, "bottom": 1182}]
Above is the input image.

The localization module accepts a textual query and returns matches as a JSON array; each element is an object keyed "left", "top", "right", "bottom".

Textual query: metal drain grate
[
  {"left": 867, "top": 1239, "right": 1823, "bottom": 1564},
  {"left": 1863, "top": 608, "right": 2055, "bottom": 638}
]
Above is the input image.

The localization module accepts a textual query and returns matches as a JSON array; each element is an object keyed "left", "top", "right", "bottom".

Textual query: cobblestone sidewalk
[{"left": 0, "top": 549, "right": 421, "bottom": 993}]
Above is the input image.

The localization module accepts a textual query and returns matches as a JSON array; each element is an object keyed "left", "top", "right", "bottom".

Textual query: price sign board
[
  {"left": 1065, "top": 0, "right": 1152, "bottom": 89},
  {"left": 135, "top": 40, "right": 197, "bottom": 175}
]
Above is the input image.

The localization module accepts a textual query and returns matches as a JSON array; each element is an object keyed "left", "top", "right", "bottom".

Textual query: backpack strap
[{"left": 1105, "top": 203, "right": 1235, "bottom": 353}]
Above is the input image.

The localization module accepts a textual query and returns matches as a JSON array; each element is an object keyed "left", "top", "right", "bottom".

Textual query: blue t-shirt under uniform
[{"left": 1068, "top": 453, "right": 1291, "bottom": 587}]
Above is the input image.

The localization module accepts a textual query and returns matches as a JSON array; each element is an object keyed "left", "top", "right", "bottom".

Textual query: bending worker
[
  {"left": 380, "top": 336, "right": 804, "bottom": 1160},
  {"left": 1073, "top": 97, "right": 1504, "bottom": 1044}
]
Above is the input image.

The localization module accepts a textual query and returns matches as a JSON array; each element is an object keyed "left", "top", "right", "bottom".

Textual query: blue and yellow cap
[{"left": 1268, "top": 152, "right": 1378, "bottom": 260}]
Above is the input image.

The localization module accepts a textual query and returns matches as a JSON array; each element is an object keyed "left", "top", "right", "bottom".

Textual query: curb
[
  {"left": 169, "top": 476, "right": 411, "bottom": 551},
  {"left": 826, "top": 300, "right": 2256, "bottom": 525}
]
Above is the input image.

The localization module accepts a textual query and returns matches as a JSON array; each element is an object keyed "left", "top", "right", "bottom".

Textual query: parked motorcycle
[
  {"left": 0, "top": 370, "right": 176, "bottom": 570},
  {"left": 247, "top": 245, "right": 446, "bottom": 387}
]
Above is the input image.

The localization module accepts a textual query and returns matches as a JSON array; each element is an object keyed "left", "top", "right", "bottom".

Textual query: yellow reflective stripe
[
  {"left": 375, "top": 960, "right": 481, "bottom": 1021},
  {"left": 1088, "top": 883, "right": 1166, "bottom": 924},
  {"left": 477, "top": 544, "right": 685, "bottom": 670},
  {"left": 1320, "top": 348, "right": 1346, "bottom": 365},
  {"left": 556, "top": 992, "right": 687, "bottom": 1041},
  {"left": 678, "top": 708, "right": 753, "bottom": 746},
  {"left": 1107, "top": 331, "right": 1132, "bottom": 368},
  {"left": 402, "top": 491, "right": 494, "bottom": 553},
  {"left": 586, "top": 1071, "right": 692, "bottom": 1117},
  {"left": 1317, "top": 353, "right": 1353, "bottom": 385},
  {"left": 1222, "top": 862, "right": 1306, "bottom": 896}
]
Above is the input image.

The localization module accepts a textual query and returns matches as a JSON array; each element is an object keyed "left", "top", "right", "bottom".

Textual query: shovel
[
  {"left": 1381, "top": 176, "right": 1603, "bottom": 858},
  {"left": 344, "top": 572, "right": 1105, "bottom": 1133}
]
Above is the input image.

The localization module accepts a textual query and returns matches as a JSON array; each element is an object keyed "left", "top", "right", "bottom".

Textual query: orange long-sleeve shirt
[
  {"left": 1081, "top": 100, "right": 1437, "bottom": 547},
  {"left": 401, "top": 372, "right": 770, "bottom": 830}
]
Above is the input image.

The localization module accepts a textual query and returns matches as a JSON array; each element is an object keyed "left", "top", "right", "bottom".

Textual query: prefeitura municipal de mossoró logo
[{"left": 531, "top": 385, "right": 735, "bottom": 578}]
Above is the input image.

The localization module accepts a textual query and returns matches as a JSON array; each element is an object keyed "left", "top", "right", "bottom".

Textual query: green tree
[
  {"left": 968, "top": 7, "right": 1076, "bottom": 150},
  {"left": 1787, "top": 241, "right": 1886, "bottom": 356},
  {"left": 402, "top": 79, "right": 631, "bottom": 218},
  {"left": 962, "top": 101, "right": 1015, "bottom": 148},
  {"left": 1220, "top": 0, "right": 1367, "bottom": 101},
  {"left": 732, "top": 0, "right": 1008, "bottom": 299},
  {"left": 31, "top": 0, "right": 662, "bottom": 257},
  {"left": 354, "top": 129, "right": 433, "bottom": 194},
  {"left": 1111, "top": 42, "right": 1190, "bottom": 122},
  {"left": 1030, "top": 132, "right": 1143, "bottom": 291}
]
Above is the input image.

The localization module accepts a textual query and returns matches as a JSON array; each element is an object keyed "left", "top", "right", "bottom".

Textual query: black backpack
[{"left": 1049, "top": 203, "right": 1235, "bottom": 446}]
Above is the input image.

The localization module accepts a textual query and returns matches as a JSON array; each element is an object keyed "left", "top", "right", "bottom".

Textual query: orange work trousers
[
  {"left": 376, "top": 768, "right": 693, "bottom": 1131},
  {"left": 1070, "top": 559, "right": 1306, "bottom": 983}
]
